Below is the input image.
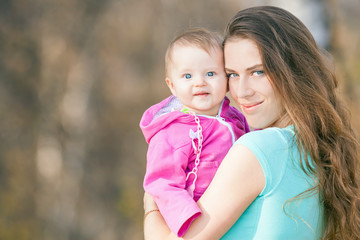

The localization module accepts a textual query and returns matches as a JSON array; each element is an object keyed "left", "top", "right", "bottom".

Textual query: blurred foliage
[{"left": 0, "top": 0, "right": 359, "bottom": 240}]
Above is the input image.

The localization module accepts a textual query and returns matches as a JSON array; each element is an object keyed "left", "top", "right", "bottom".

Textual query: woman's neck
[{"left": 268, "top": 113, "right": 292, "bottom": 129}]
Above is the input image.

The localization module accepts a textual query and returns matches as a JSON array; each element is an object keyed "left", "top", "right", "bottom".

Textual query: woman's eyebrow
[
  {"left": 225, "top": 67, "right": 235, "bottom": 72},
  {"left": 225, "top": 64, "right": 263, "bottom": 73},
  {"left": 246, "top": 64, "right": 263, "bottom": 71}
]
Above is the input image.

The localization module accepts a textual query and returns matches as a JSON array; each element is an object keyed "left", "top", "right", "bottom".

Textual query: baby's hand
[{"left": 143, "top": 192, "right": 158, "bottom": 212}]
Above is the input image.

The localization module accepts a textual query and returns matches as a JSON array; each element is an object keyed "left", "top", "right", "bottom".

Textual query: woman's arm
[{"left": 144, "top": 144, "right": 265, "bottom": 239}]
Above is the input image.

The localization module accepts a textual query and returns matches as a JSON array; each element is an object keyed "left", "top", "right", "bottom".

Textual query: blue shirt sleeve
[{"left": 234, "top": 127, "right": 292, "bottom": 196}]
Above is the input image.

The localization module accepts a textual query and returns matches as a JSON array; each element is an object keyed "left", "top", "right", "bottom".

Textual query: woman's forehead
[{"left": 224, "top": 39, "right": 262, "bottom": 70}]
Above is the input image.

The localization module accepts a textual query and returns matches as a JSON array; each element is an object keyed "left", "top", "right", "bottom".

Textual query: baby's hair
[{"left": 165, "top": 27, "right": 223, "bottom": 77}]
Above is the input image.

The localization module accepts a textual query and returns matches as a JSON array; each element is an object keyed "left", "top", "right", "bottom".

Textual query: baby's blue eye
[
  {"left": 184, "top": 74, "right": 192, "bottom": 79},
  {"left": 207, "top": 72, "right": 214, "bottom": 77}
]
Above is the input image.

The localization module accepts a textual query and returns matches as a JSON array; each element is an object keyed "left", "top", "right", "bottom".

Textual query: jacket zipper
[
  {"left": 198, "top": 100, "right": 236, "bottom": 143},
  {"left": 214, "top": 115, "right": 236, "bottom": 143}
]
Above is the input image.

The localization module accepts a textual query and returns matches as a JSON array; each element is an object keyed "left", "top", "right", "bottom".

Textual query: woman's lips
[{"left": 241, "top": 101, "right": 263, "bottom": 113}]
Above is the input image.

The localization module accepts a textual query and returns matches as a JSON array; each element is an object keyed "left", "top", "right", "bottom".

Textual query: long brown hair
[{"left": 224, "top": 6, "right": 360, "bottom": 239}]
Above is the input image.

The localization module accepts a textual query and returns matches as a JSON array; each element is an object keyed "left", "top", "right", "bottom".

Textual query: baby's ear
[{"left": 165, "top": 78, "right": 176, "bottom": 96}]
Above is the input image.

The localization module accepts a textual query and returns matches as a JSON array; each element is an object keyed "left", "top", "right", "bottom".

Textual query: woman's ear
[{"left": 165, "top": 78, "right": 176, "bottom": 96}]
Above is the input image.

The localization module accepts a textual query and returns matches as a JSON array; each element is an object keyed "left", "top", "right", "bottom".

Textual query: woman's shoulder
[
  {"left": 235, "top": 126, "right": 294, "bottom": 147},
  {"left": 234, "top": 126, "right": 296, "bottom": 197}
]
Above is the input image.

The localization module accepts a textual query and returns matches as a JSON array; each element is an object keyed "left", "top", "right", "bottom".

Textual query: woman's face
[{"left": 224, "top": 38, "right": 285, "bottom": 129}]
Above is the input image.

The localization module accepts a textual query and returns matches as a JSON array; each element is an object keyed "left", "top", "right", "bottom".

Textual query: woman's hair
[
  {"left": 165, "top": 27, "right": 223, "bottom": 77},
  {"left": 224, "top": 6, "right": 360, "bottom": 239}
]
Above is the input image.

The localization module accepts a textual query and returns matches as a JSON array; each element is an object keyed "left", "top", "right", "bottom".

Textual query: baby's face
[{"left": 166, "top": 45, "right": 227, "bottom": 116}]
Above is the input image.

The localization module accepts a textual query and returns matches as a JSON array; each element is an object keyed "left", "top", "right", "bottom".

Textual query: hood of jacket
[{"left": 139, "top": 95, "right": 232, "bottom": 143}]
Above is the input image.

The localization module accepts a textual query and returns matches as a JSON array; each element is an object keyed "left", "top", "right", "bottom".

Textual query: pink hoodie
[{"left": 140, "top": 95, "right": 249, "bottom": 237}]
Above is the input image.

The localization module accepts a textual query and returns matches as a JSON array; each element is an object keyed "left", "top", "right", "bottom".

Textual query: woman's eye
[
  {"left": 206, "top": 72, "right": 214, "bottom": 77},
  {"left": 184, "top": 74, "right": 192, "bottom": 79},
  {"left": 252, "top": 70, "right": 264, "bottom": 76},
  {"left": 227, "top": 73, "right": 238, "bottom": 79}
]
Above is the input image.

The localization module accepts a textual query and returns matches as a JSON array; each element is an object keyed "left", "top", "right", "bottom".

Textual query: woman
[{"left": 144, "top": 6, "right": 360, "bottom": 239}]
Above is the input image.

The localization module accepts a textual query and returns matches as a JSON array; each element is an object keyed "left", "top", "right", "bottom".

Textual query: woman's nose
[{"left": 230, "top": 77, "right": 254, "bottom": 98}]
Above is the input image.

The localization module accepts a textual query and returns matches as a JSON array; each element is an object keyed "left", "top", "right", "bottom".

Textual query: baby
[{"left": 140, "top": 27, "right": 249, "bottom": 237}]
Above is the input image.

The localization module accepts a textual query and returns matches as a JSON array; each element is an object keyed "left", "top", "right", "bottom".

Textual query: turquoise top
[{"left": 221, "top": 126, "right": 323, "bottom": 240}]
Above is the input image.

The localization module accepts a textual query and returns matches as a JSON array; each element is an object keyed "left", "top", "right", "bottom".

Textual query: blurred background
[{"left": 0, "top": 0, "right": 359, "bottom": 239}]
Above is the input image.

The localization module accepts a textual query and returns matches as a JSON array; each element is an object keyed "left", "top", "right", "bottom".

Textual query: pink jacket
[{"left": 140, "top": 95, "right": 249, "bottom": 237}]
